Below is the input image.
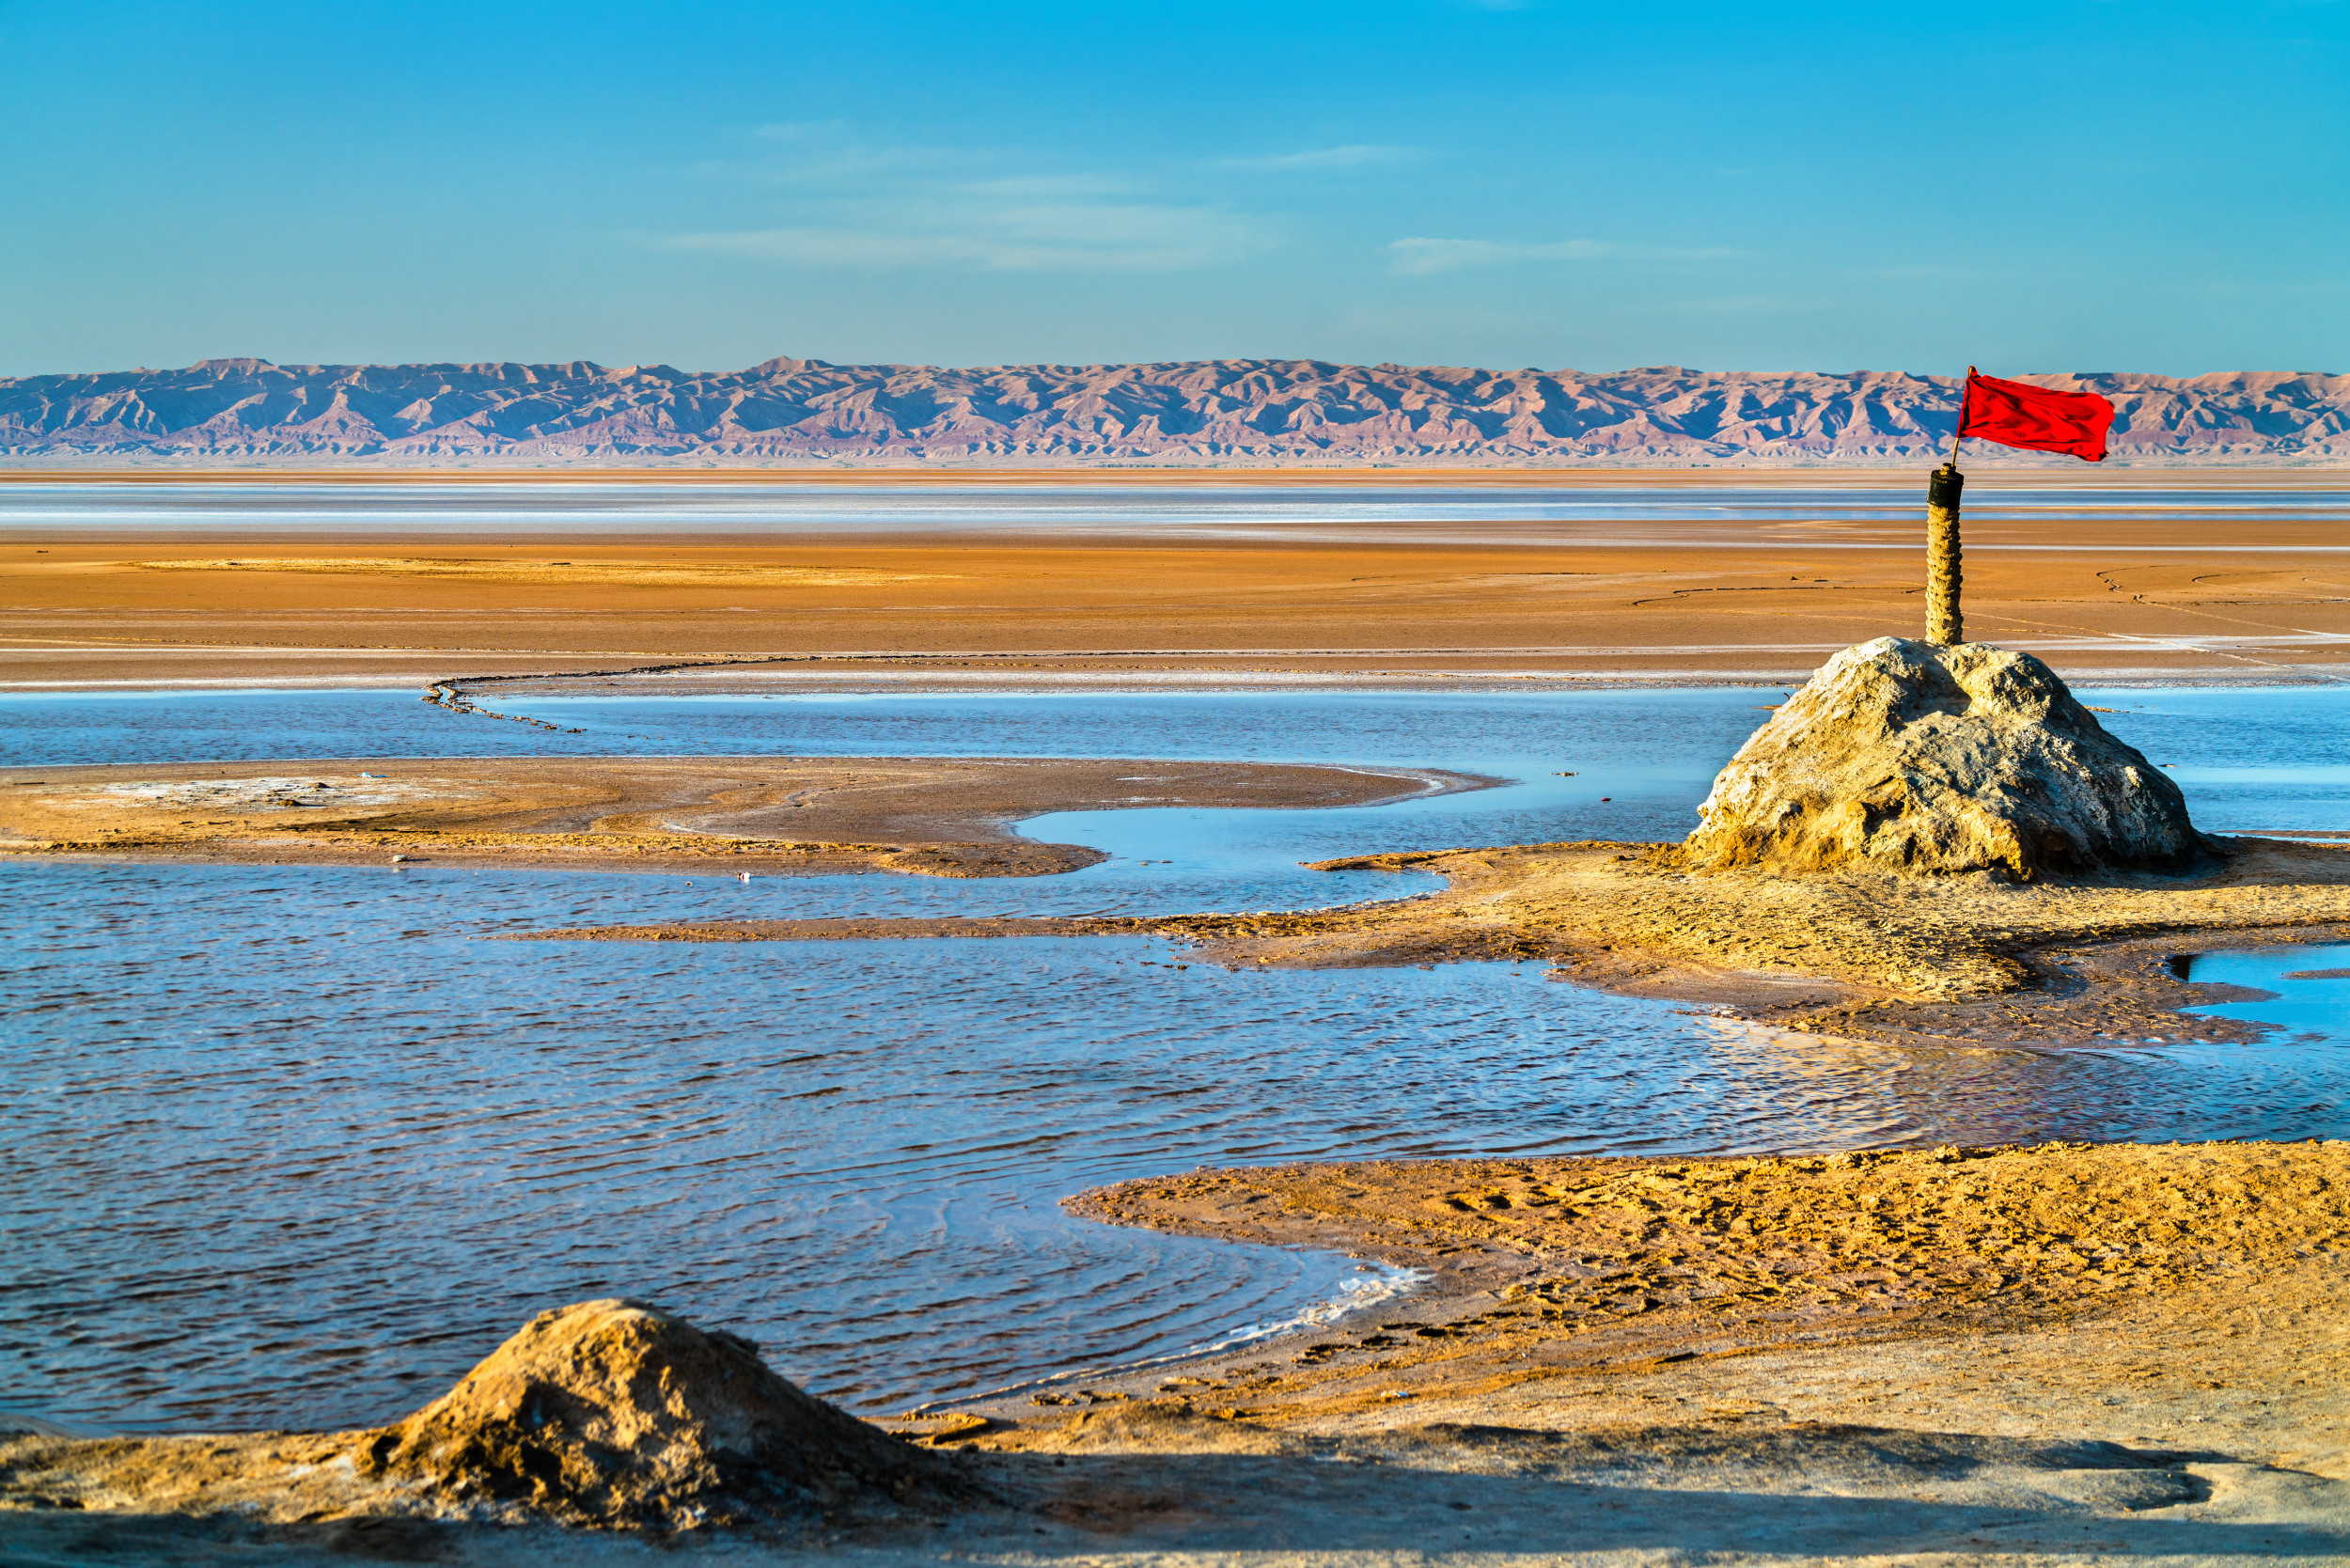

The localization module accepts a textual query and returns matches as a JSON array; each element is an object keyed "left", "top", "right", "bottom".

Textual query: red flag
[{"left": 1957, "top": 371, "right": 2116, "bottom": 463}]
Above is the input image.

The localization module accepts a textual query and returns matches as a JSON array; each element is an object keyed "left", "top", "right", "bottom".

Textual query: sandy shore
[
  {"left": 1055, "top": 1138, "right": 2350, "bottom": 1467},
  {"left": 7, "top": 469, "right": 2350, "bottom": 688},
  {"left": 8, "top": 1138, "right": 2345, "bottom": 1563},
  {"left": 0, "top": 755, "right": 1475, "bottom": 877}
]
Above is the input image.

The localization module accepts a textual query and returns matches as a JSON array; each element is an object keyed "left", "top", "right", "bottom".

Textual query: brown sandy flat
[
  {"left": 1033, "top": 1139, "right": 2350, "bottom": 1468},
  {"left": 7, "top": 467, "right": 2349, "bottom": 688},
  {"left": 937, "top": 1142, "right": 2350, "bottom": 1535},
  {"left": 0, "top": 755, "right": 1476, "bottom": 877}
]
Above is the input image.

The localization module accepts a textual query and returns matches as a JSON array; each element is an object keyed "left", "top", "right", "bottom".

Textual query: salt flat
[{"left": 5, "top": 471, "right": 2350, "bottom": 687}]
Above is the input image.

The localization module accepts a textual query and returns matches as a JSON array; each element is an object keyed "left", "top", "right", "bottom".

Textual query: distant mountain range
[{"left": 3, "top": 357, "right": 2344, "bottom": 464}]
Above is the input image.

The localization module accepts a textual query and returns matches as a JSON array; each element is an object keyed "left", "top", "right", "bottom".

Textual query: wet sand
[
  {"left": 0, "top": 755, "right": 1474, "bottom": 877},
  {"left": 8, "top": 478, "right": 2350, "bottom": 688},
  {"left": 8, "top": 1139, "right": 2345, "bottom": 1562},
  {"left": 1024, "top": 1141, "right": 2350, "bottom": 1478}
]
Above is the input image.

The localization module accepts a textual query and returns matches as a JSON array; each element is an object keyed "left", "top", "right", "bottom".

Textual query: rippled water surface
[{"left": 5, "top": 686, "right": 2348, "bottom": 1435}]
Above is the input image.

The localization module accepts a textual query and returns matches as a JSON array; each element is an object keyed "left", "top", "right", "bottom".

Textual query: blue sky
[{"left": 4, "top": 1, "right": 2343, "bottom": 376}]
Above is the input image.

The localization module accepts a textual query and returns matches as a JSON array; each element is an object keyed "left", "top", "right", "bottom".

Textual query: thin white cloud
[
  {"left": 717, "top": 123, "right": 984, "bottom": 184},
  {"left": 748, "top": 120, "right": 850, "bottom": 141},
  {"left": 962, "top": 174, "right": 1139, "bottom": 198},
  {"left": 1218, "top": 145, "right": 1418, "bottom": 172},
  {"left": 1386, "top": 237, "right": 1739, "bottom": 274},
  {"left": 670, "top": 128, "right": 1273, "bottom": 273},
  {"left": 1387, "top": 238, "right": 1611, "bottom": 274},
  {"left": 671, "top": 199, "right": 1264, "bottom": 274}
]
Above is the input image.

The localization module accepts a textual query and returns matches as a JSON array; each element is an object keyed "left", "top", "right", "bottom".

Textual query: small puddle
[{"left": 2180, "top": 944, "right": 2350, "bottom": 1046}]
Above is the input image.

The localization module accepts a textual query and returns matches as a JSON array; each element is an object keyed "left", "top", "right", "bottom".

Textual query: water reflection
[{"left": 6, "top": 686, "right": 2349, "bottom": 1438}]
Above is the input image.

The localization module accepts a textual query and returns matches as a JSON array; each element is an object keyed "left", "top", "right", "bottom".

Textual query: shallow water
[
  {"left": 4, "top": 686, "right": 2348, "bottom": 1435},
  {"left": 2186, "top": 943, "right": 2350, "bottom": 1048}
]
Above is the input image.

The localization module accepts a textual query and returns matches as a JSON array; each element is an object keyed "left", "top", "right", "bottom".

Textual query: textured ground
[
  {"left": 0, "top": 755, "right": 1470, "bottom": 877},
  {"left": 1058, "top": 1139, "right": 2350, "bottom": 1464},
  {"left": 8, "top": 471, "right": 2350, "bottom": 687},
  {"left": 8, "top": 1141, "right": 2346, "bottom": 1564}
]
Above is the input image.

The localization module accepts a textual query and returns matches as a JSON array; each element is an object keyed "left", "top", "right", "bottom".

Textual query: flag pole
[
  {"left": 1943, "top": 365, "right": 1973, "bottom": 469},
  {"left": 1926, "top": 367, "right": 1973, "bottom": 646}
]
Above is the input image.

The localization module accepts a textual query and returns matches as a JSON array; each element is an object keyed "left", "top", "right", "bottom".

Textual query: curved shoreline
[
  {"left": 0, "top": 753, "right": 1496, "bottom": 878},
  {"left": 10, "top": 1137, "right": 2346, "bottom": 1560}
]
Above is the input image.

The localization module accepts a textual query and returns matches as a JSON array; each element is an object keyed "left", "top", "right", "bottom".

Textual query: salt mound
[
  {"left": 358, "top": 1298, "right": 947, "bottom": 1528},
  {"left": 1684, "top": 637, "right": 2201, "bottom": 878}
]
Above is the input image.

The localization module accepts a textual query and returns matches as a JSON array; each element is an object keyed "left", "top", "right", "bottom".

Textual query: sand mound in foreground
[
  {"left": 1685, "top": 636, "right": 2201, "bottom": 878},
  {"left": 358, "top": 1298, "right": 947, "bottom": 1528}
]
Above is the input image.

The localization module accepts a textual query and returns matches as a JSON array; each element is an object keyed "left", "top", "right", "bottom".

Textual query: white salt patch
[{"left": 79, "top": 776, "right": 430, "bottom": 810}]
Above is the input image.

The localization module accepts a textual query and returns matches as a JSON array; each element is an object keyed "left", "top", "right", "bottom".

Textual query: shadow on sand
[{"left": 6, "top": 1422, "right": 2343, "bottom": 1564}]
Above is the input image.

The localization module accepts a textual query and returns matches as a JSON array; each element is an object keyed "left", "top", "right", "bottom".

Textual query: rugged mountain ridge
[{"left": 4, "top": 357, "right": 2344, "bottom": 464}]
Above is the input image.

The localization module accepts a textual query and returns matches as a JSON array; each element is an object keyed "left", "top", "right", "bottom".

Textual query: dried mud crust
[
  {"left": 0, "top": 755, "right": 1481, "bottom": 879},
  {"left": 514, "top": 834, "right": 2350, "bottom": 1049}
]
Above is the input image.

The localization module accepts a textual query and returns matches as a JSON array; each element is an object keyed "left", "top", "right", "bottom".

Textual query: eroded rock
[
  {"left": 357, "top": 1297, "right": 948, "bottom": 1527},
  {"left": 1684, "top": 637, "right": 2201, "bottom": 878}
]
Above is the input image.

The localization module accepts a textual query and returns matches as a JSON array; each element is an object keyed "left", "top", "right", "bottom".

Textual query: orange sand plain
[{"left": 6, "top": 503, "right": 2350, "bottom": 688}]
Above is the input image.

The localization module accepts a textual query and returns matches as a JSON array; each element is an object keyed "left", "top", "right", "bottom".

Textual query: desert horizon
[{"left": 10, "top": 3, "right": 2350, "bottom": 1562}]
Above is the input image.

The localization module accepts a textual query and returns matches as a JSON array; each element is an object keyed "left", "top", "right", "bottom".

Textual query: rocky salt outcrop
[
  {"left": 357, "top": 1298, "right": 949, "bottom": 1527},
  {"left": 1684, "top": 637, "right": 2202, "bottom": 879}
]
